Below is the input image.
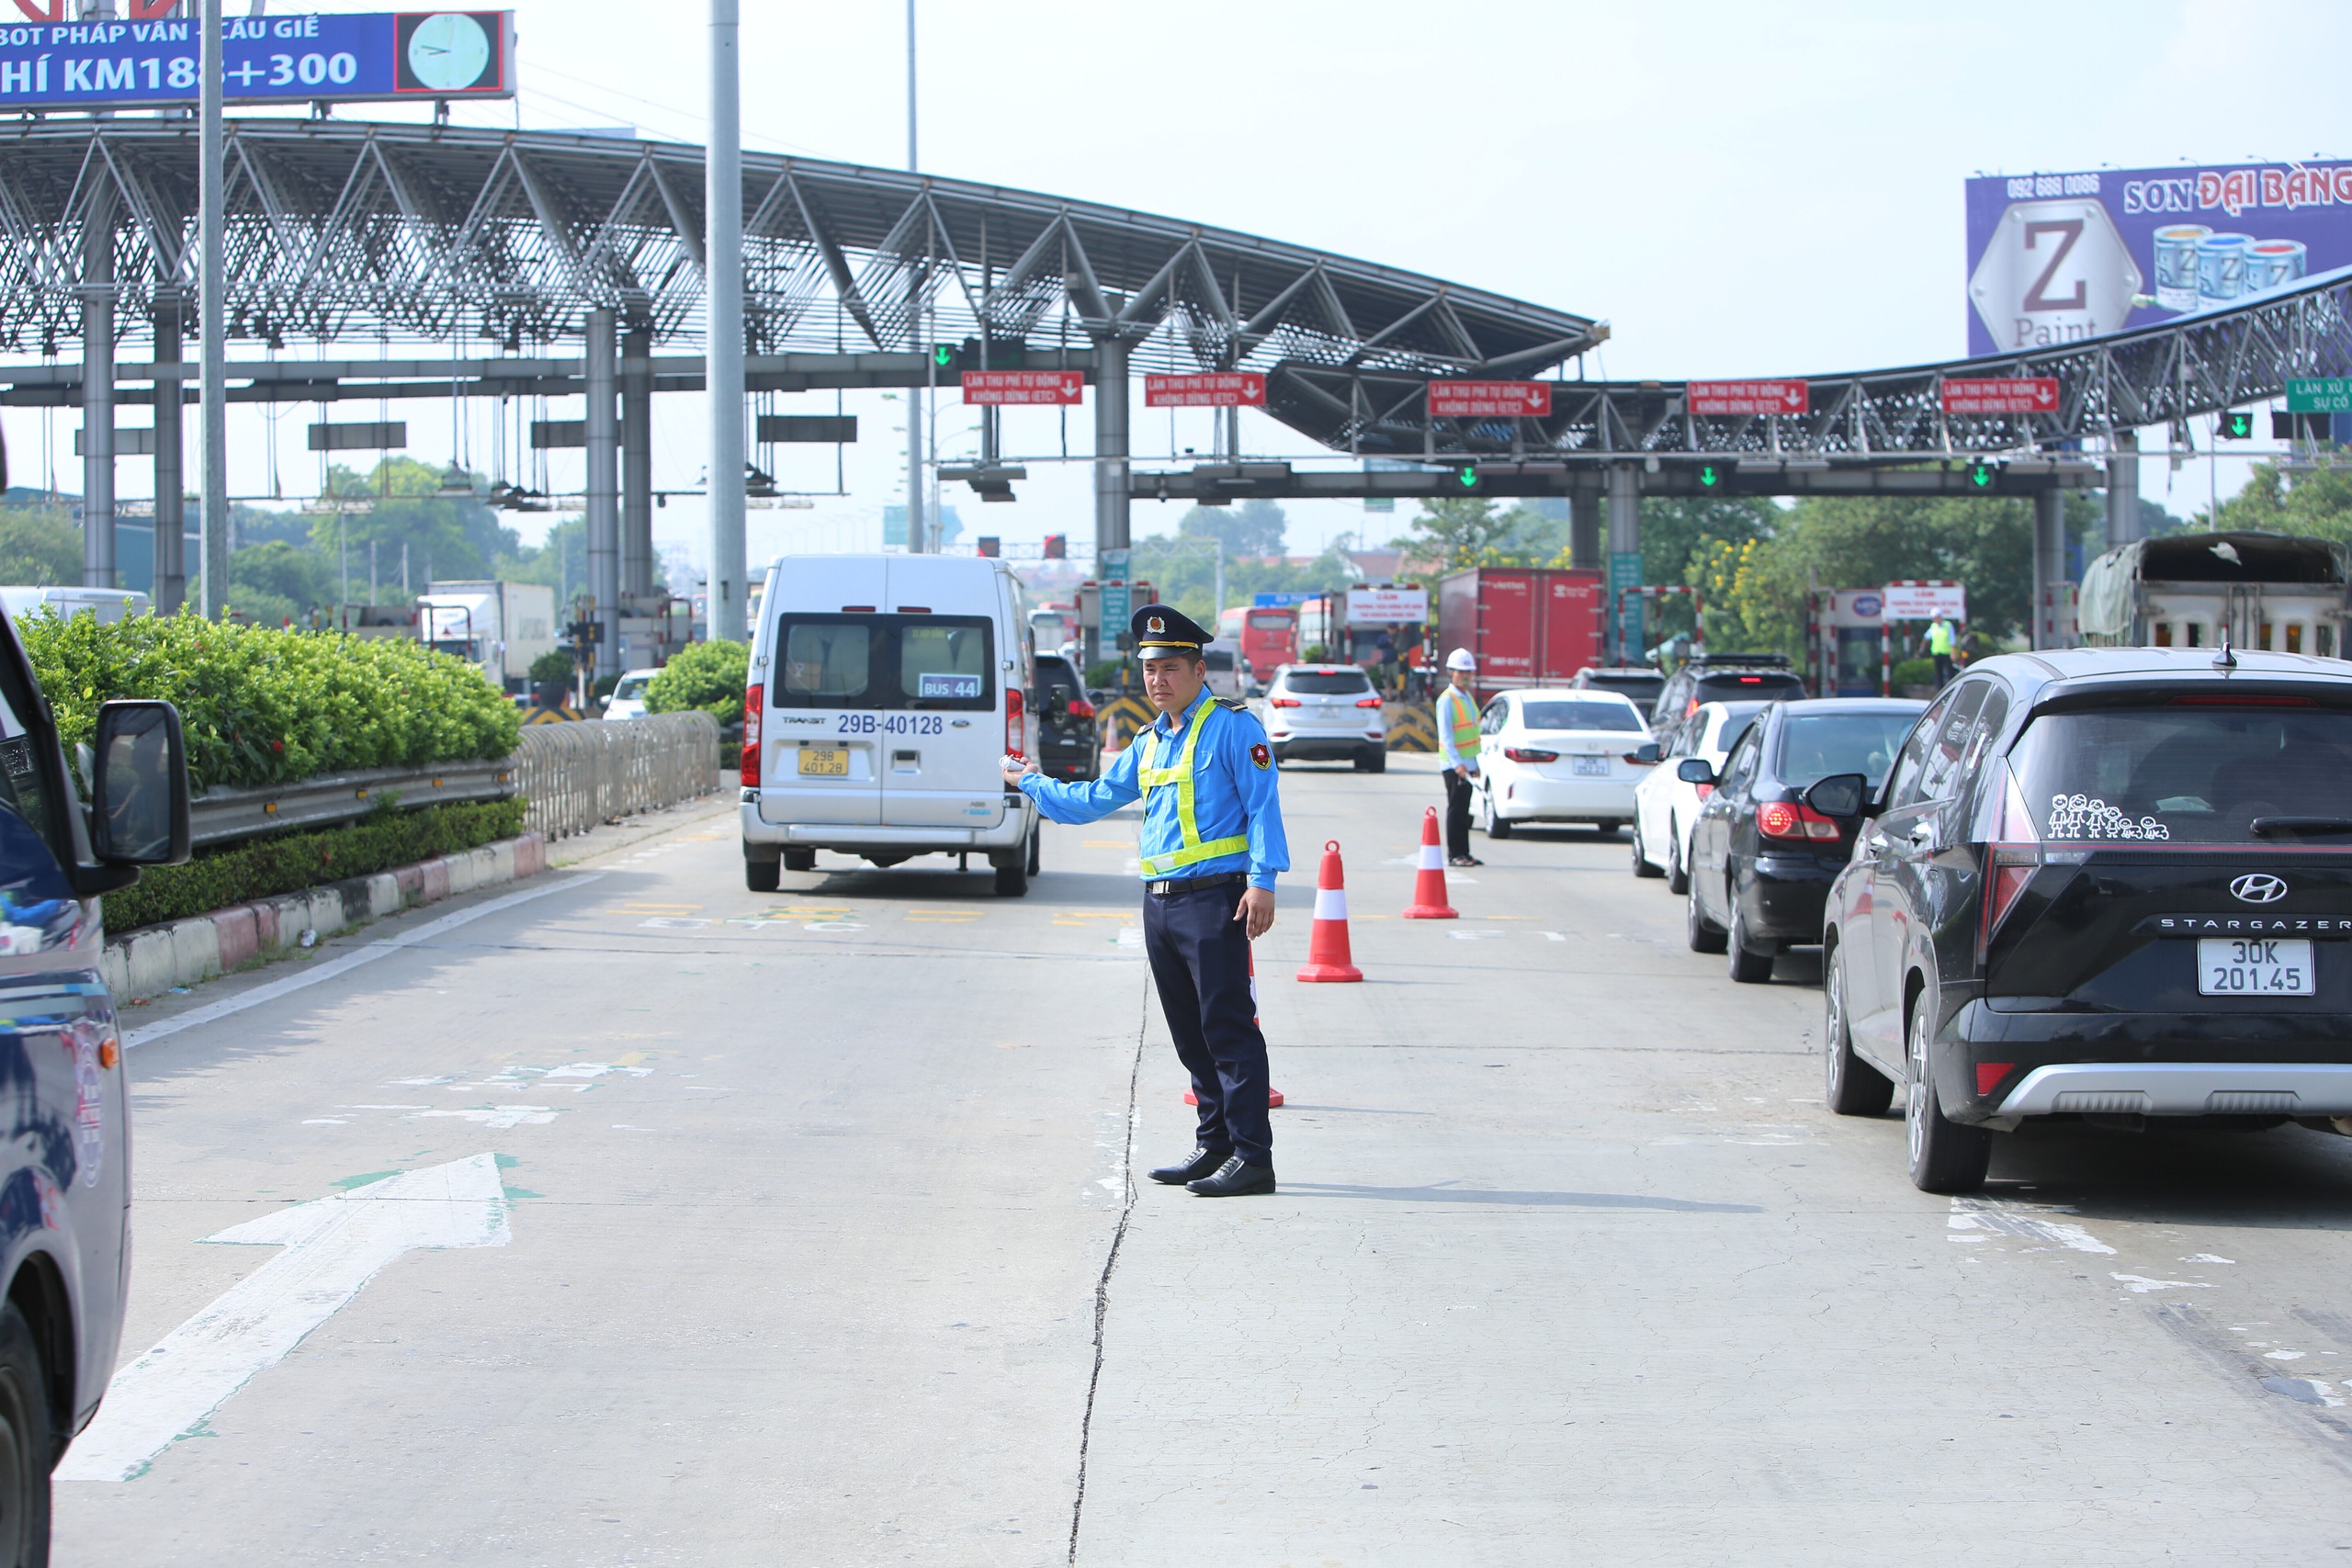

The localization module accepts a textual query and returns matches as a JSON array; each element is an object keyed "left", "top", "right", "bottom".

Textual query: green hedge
[
  {"left": 646, "top": 639, "right": 748, "bottom": 728},
  {"left": 102, "top": 797, "right": 526, "bottom": 933},
  {"left": 19, "top": 614, "right": 520, "bottom": 794}
]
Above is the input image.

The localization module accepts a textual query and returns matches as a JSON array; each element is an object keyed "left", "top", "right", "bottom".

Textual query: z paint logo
[
  {"left": 1250, "top": 743, "right": 1271, "bottom": 771},
  {"left": 2231, "top": 874, "right": 2290, "bottom": 905}
]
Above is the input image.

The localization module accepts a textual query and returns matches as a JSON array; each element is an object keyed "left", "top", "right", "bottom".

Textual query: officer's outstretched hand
[
  {"left": 1001, "top": 754, "right": 1039, "bottom": 787},
  {"left": 1234, "top": 886, "right": 1275, "bottom": 941}
]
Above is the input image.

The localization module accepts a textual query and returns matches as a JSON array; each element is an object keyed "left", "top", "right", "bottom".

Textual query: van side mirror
[
  {"left": 91, "top": 700, "right": 191, "bottom": 865},
  {"left": 1676, "top": 758, "right": 1716, "bottom": 785},
  {"left": 1634, "top": 741, "right": 1662, "bottom": 764},
  {"left": 1804, "top": 772, "right": 1870, "bottom": 820}
]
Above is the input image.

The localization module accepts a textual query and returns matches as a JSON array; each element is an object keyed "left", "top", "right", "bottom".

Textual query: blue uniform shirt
[{"left": 1019, "top": 691, "right": 1290, "bottom": 888}]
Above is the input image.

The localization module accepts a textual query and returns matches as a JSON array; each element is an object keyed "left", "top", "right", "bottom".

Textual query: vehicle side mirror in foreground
[
  {"left": 1676, "top": 758, "right": 1716, "bottom": 785},
  {"left": 1634, "top": 741, "right": 1662, "bottom": 764},
  {"left": 92, "top": 699, "right": 191, "bottom": 865},
  {"left": 1804, "top": 772, "right": 1870, "bottom": 820}
]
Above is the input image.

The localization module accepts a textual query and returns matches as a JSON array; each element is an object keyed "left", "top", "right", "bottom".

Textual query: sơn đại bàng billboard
[{"left": 1964, "top": 163, "right": 2352, "bottom": 356}]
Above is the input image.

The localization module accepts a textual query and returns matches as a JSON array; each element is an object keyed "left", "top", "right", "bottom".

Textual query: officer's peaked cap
[{"left": 1132, "top": 604, "right": 1212, "bottom": 654}]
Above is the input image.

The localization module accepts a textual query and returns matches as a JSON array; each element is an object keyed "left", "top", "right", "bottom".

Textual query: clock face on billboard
[{"left": 395, "top": 12, "right": 503, "bottom": 95}]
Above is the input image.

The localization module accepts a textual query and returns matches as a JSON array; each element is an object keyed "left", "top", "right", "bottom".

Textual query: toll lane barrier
[
  {"left": 514, "top": 710, "right": 722, "bottom": 840},
  {"left": 1385, "top": 705, "right": 1436, "bottom": 752},
  {"left": 101, "top": 832, "right": 548, "bottom": 1002}
]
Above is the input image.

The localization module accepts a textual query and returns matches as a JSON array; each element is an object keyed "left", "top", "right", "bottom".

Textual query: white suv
[{"left": 1263, "top": 664, "right": 1386, "bottom": 773}]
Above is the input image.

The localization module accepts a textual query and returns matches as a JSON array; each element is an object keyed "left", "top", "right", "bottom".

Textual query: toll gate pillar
[
  {"left": 2031, "top": 489, "right": 2065, "bottom": 650},
  {"left": 585, "top": 308, "right": 622, "bottom": 681},
  {"left": 620, "top": 322, "right": 654, "bottom": 602},
  {"left": 1570, "top": 485, "right": 1601, "bottom": 570},
  {"left": 82, "top": 187, "right": 117, "bottom": 591},
  {"left": 152, "top": 292, "right": 187, "bottom": 614},
  {"left": 2105, "top": 429, "right": 2141, "bottom": 549},
  {"left": 1606, "top": 464, "right": 1640, "bottom": 662},
  {"left": 1094, "top": 334, "right": 1130, "bottom": 555}
]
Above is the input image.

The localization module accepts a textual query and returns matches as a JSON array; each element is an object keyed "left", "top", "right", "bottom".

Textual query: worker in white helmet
[{"left": 1435, "top": 648, "right": 1484, "bottom": 867}]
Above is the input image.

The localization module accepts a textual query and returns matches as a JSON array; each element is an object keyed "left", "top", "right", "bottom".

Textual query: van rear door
[
  {"left": 759, "top": 560, "right": 886, "bottom": 826},
  {"left": 879, "top": 558, "right": 1009, "bottom": 829}
]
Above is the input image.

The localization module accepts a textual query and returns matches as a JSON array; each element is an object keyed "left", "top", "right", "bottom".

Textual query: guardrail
[
  {"left": 512, "top": 711, "right": 723, "bottom": 840},
  {"left": 189, "top": 758, "right": 518, "bottom": 849}
]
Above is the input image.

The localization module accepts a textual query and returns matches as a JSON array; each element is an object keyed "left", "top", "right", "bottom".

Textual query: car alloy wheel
[
  {"left": 1666, "top": 828, "right": 1690, "bottom": 895},
  {"left": 1685, "top": 872, "right": 1727, "bottom": 953},
  {"left": 1823, "top": 951, "right": 1894, "bottom": 1116},
  {"left": 1905, "top": 1000, "right": 1991, "bottom": 1193}
]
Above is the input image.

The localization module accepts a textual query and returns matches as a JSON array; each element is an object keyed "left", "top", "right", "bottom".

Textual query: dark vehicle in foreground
[
  {"left": 1032, "top": 653, "right": 1099, "bottom": 784},
  {"left": 1814, "top": 647, "right": 2352, "bottom": 1194},
  {"left": 1650, "top": 652, "right": 1808, "bottom": 727},
  {"left": 1681, "top": 699, "right": 1923, "bottom": 983},
  {"left": 0, "top": 549, "right": 191, "bottom": 1549},
  {"left": 1569, "top": 665, "right": 1666, "bottom": 708}
]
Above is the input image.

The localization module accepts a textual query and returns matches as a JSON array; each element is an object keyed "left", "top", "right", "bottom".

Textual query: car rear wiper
[{"left": 2250, "top": 816, "right": 2352, "bottom": 839}]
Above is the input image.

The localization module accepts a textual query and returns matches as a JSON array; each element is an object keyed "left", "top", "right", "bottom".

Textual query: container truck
[
  {"left": 1436, "top": 567, "right": 1606, "bottom": 699},
  {"left": 417, "top": 580, "right": 558, "bottom": 694}
]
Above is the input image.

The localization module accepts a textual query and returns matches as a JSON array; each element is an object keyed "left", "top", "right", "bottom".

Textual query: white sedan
[
  {"left": 1630, "top": 699, "right": 1772, "bottom": 891},
  {"left": 1474, "top": 689, "right": 1653, "bottom": 838}
]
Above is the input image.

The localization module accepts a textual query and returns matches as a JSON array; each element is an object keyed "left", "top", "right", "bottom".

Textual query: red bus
[{"left": 1218, "top": 604, "right": 1300, "bottom": 684}]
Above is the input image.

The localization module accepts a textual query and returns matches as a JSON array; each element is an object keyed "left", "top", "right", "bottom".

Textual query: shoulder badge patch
[
  {"left": 1250, "top": 742, "right": 1272, "bottom": 771},
  {"left": 1214, "top": 695, "right": 1249, "bottom": 712}
]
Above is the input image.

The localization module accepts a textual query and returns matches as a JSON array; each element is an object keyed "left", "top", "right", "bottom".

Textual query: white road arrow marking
[{"left": 57, "top": 1154, "right": 511, "bottom": 1483}]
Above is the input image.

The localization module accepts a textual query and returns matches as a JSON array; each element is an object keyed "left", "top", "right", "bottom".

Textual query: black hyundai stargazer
[{"left": 1812, "top": 645, "right": 2352, "bottom": 1193}]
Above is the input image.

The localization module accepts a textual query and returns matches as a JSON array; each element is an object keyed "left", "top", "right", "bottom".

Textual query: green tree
[
  {"left": 646, "top": 639, "right": 750, "bottom": 727},
  {"left": 307, "top": 458, "right": 519, "bottom": 593},
  {"left": 1635, "top": 497, "right": 1781, "bottom": 591},
  {"left": 1393, "top": 497, "right": 1554, "bottom": 571},
  {"left": 498, "top": 516, "right": 588, "bottom": 609},
  {"left": 2202, "top": 457, "right": 2352, "bottom": 542},
  {"left": 0, "top": 502, "right": 85, "bottom": 585},
  {"left": 1176, "top": 498, "right": 1288, "bottom": 558},
  {"left": 227, "top": 540, "right": 331, "bottom": 626}
]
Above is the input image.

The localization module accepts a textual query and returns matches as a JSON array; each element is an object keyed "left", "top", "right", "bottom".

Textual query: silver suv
[{"left": 1263, "top": 664, "right": 1387, "bottom": 773}]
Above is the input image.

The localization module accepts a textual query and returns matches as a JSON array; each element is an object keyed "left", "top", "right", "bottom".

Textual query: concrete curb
[{"left": 100, "top": 832, "right": 548, "bottom": 1001}]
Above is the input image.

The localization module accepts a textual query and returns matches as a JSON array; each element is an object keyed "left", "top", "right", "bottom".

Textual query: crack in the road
[{"left": 1067, "top": 976, "right": 1147, "bottom": 1566}]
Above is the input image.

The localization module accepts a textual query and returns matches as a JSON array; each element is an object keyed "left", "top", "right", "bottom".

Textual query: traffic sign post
[
  {"left": 1428, "top": 380, "right": 1552, "bottom": 418},
  {"left": 961, "top": 370, "right": 1085, "bottom": 406},
  {"left": 1687, "top": 380, "right": 1809, "bottom": 416},
  {"left": 1940, "top": 378, "right": 2059, "bottom": 415},
  {"left": 2289, "top": 378, "right": 2352, "bottom": 414},
  {"left": 1098, "top": 547, "right": 1133, "bottom": 657},
  {"left": 1143, "top": 373, "right": 1266, "bottom": 408}
]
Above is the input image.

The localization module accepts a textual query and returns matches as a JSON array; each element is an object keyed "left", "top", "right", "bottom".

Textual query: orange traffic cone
[
  {"left": 1185, "top": 948, "right": 1284, "bottom": 1107},
  {"left": 1402, "top": 805, "right": 1458, "bottom": 919},
  {"left": 1296, "top": 839, "right": 1364, "bottom": 982}
]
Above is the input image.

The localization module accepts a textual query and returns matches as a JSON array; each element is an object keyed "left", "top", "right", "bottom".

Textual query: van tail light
[
  {"left": 1271, "top": 696, "right": 1302, "bottom": 707},
  {"left": 1503, "top": 747, "right": 1558, "bottom": 763},
  {"left": 1005, "top": 687, "right": 1027, "bottom": 760},
  {"left": 1756, "top": 799, "right": 1841, "bottom": 841},
  {"left": 1067, "top": 696, "right": 1096, "bottom": 719},
  {"left": 741, "top": 685, "right": 763, "bottom": 787},
  {"left": 1355, "top": 696, "right": 1384, "bottom": 709}
]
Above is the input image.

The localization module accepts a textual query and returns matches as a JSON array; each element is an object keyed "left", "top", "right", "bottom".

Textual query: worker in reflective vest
[
  {"left": 1004, "top": 604, "right": 1290, "bottom": 1197},
  {"left": 1435, "top": 647, "right": 1484, "bottom": 867},
  {"left": 1927, "top": 615, "right": 1956, "bottom": 688}
]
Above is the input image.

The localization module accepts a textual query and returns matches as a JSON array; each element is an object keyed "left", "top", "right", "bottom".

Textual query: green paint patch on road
[
  {"left": 331, "top": 1171, "right": 398, "bottom": 1190},
  {"left": 502, "top": 1186, "right": 544, "bottom": 1200}
]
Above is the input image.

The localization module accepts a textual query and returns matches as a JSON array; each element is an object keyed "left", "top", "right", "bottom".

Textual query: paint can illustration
[
  {"left": 2153, "top": 224, "right": 2211, "bottom": 310},
  {"left": 2246, "top": 238, "right": 2309, "bottom": 292},
  {"left": 2197, "top": 232, "right": 2254, "bottom": 307}
]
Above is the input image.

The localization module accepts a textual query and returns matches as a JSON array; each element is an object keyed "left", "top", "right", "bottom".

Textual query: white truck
[
  {"left": 2077, "top": 531, "right": 2348, "bottom": 658},
  {"left": 417, "top": 580, "right": 558, "bottom": 694}
]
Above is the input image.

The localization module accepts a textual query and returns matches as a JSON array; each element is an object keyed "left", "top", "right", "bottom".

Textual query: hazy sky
[{"left": 7, "top": 0, "right": 2350, "bottom": 568}]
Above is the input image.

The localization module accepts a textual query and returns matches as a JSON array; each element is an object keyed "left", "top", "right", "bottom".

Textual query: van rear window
[{"left": 771, "top": 615, "right": 995, "bottom": 711}]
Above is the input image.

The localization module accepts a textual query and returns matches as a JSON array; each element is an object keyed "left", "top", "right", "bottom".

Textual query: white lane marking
[
  {"left": 2182, "top": 1253, "right": 2235, "bottom": 1264},
  {"left": 639, "top": 917, "right": 710, "bottom": 930},
  {"left": 1946, "top": 1196, "right": 2116, "bottom": 1255},
  {"left": 410, "top": 1106, "right": 560, "bottom": 1128},
  {"left": 2265, "top": 1347, "right": 2308, "bottom": 1358},
  {"left": 122, "top": 874, "right": 607, "bottom": 1052},
  {"left": 58, "top": 1155, "right": 510, "bottom": 1483},
  {"left": 1114, "top": 928, "right": 1144, "bottom": 950},
  {"left": 1539, "top": 931, "right": 1566, "bottom": 942},
  {"left": 2110, "top": 1272, "right": 2214, "bottom": 1294},
  {"left": 1446, "top": 930, "right": 1500, "bottom": 941}
]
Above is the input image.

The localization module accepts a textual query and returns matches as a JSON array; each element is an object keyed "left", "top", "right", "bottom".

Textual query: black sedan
[
  {"left": 1815, "top": 648, "right": 2352, "bottom": 1195},
  {"left": 1680, "top": 698, "right": 1924, "bottom": 984}
]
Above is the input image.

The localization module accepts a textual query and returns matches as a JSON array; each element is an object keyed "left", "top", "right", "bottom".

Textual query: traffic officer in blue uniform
[{"left": 1001, "top": 604, "right": 1289, "bottom": 1196}]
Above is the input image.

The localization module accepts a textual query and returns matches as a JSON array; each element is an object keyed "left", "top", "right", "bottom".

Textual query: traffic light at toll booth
[
  {"left": 1452, "top": 464, "right": 1480, "bottom": 491},
  {"left": 1966, "top": 460, "right": 1996, "bottom": 490},
  {"left": 977, "top": 536, "right": 1001, "bottom": 558},
  {"left": 2217, "top": 410, "right": 2256, "bottom": 440},
  {"left": 1042, "top": 534, "right": 1067, "bottom": 559},
  {"left": 1697, "top": 462, "right": 1724, "bottom": 491}
]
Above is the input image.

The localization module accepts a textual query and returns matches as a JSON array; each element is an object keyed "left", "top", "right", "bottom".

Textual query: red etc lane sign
[
  {"left": 1687, "top": 379, "right": 1810, "bottom": 416},
  {"left": 961, "top": 370, "right": 1085, "bottom": 406},
  {"left": 1428, "top": 380, "right": 1552, "bottom": 418},
  {"left": 1144, "top": 373, "right": 1267, "bottom": 408},
  {"left": 1940, "top": 378, "right": 2060, "bottom": 415}
]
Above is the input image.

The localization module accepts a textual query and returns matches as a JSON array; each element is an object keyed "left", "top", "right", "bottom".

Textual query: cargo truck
[
  {"left": 417, "top": 580, "right": 558, "bottom": 694},
  {"left": 2077, "top": 530, "right": 2348, "bottom": 657},
  {"left": 1436, "top": 567, "right": 1606, "bottom": 698}
]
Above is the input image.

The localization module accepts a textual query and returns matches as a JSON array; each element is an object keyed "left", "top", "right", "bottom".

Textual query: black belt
[{"left": 1145, "top": 872, "right": 1248, "bottom": 897}]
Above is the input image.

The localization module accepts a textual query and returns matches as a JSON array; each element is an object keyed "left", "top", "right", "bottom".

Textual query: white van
[
  {"left": 0, "top": 587, "right": 150, "bottom": 626},
  {"left": 741, "top": 553, "right": 1041, "bottom": 895}
]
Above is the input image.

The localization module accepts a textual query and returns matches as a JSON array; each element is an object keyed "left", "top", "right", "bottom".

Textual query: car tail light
[
  {"left": 1355, "top": 696, "right": 1384, "bottom": 708},
  {"left": 1695, "top": 783, "right": 1713, "bottom": 800},
  {"left": 1757, "top": 799, "right": 1840, "bottom": 840},
  {"left": 1503, "top": 747, "right": 1558, "bottom": 763},
  {"left": 1975, "top": 1063, "right": 2016, "bottom": 1098},
  {"left": 1979, "top": 761, "right": 2041, "bottom": 959},
  {"left": 1005, "top": 687, "right": 1027, "bottom": 760},
  {"left": 1684, "top": 698, "right": 1700, "bottom": 716},
  {"left": 1736, "top": 676, "right": 1763, "bottom": 683},
  {"left": 1271, "top": 696, "right": 1302, "bottom": 707},
  {"left": 2170, "top": 694, "right": 2315, "bottom": 706},
  {"left": 741, "top": 685, "right": 763, "bottom": 787},
  {"left": 1067, "top": 696, "right": 1096, "bottom": 719}
]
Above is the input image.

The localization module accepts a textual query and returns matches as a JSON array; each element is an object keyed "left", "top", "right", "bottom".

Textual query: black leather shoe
[
  {"left": 1148, "top": 1146, "right": 1231, "bottom": 1185},
  {"left": 1186, "top": 1156, "right": 1277, "bottom": 1197}
]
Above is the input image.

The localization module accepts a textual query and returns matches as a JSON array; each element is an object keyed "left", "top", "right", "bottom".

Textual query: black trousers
[
  {"left": 1442, "top": 766, "right": 1475, "bottom": 859},
  {"left": 1142, "top": 881, "right": 1272, "bottom": 1167}
]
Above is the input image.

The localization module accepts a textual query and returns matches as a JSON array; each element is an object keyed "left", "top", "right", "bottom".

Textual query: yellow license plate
[{"left": 797, "top": 747, "right": 849, "bottom": 777}]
